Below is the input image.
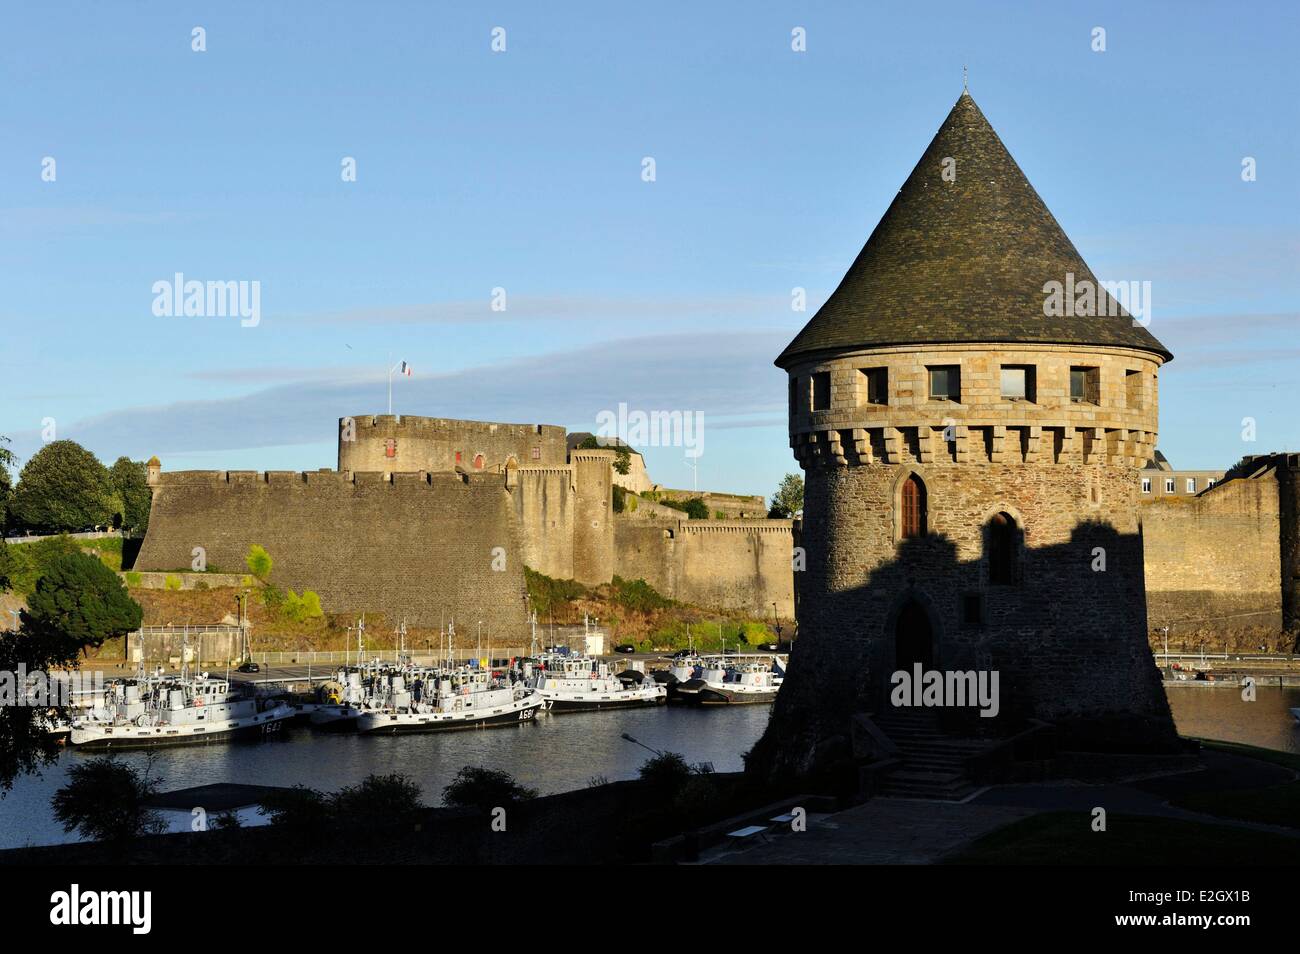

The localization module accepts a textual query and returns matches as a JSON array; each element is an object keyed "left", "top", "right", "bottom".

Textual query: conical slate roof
[{"left": 777, "top": 92, "right": 1171, "bottom": 367}]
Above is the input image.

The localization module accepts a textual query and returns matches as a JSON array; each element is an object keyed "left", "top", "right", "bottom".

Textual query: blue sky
[{"left": 2, "top": 0, "right": 1297, "bottom": 496}]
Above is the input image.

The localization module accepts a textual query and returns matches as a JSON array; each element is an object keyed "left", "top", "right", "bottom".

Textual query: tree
[
  {"left": 8, "top": 441, "right": 121, "bottom": 533},
  {"left": 442, "top": 766, "right": 537, "bottom": 810},
  {"left": 0, "top": 435, "right": 15, "bottom": 531},
  {"left": 245, "top": 544, "right": 273, "bottom": 581},
  {"left": 21, "top": 551, "right": 143, "bottom": 662},
  {"left": 51, "top": 757, "right": 166, "bottom": 842},
  {"left": 109, "top": 457, "right": 152, "bottom": 533},
  {"left": 0, "top": 552, "right": 142, "bottom": 792},
  {"left": 769, "top": 473, "right": 805, "bottom": 518},
  {"left": 0, "top": 539, "right": 12, "bottom": 593}
]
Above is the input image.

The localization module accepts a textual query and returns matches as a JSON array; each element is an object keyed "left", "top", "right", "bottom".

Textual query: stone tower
[{"left": 750, "top": 92, "right": 1177, "bottom": 779}]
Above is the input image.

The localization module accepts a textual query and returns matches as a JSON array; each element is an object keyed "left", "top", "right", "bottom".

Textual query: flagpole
[{"left": 386, "top": 358, "right": 409, "bottom": 415}]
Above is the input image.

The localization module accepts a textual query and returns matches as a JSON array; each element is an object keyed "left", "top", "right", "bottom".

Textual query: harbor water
[{"left": 1, "top": 686, "right": 1296, "bottom": 851}]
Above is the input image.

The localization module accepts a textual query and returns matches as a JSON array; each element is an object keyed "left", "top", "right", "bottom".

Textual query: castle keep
[
  {"left": 751, "top": 92, "right": 1176, "bottom": 778},
  {"left": 136, "top": 415, "right": 795, "bottom": 635}
]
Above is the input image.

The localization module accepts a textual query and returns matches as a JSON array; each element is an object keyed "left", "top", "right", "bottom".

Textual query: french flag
[{"left": 399, "top": 361, "right": 412, "bottom": 377}]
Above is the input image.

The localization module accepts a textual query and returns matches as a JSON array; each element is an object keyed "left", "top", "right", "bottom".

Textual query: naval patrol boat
[
  {"left": 355, "top": 663, "right": 543, "bottom": 734},
  {"left": 673, "top": 654, "right": 783, "bottom": 705},
  {"left": 524, "top": 651, "right": 666, "bottom": 712},
  {"left": 70, "top": 671, "right": 294, "bottom": 749}
]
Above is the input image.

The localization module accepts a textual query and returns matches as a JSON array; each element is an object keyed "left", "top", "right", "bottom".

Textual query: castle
[
  {"left": 750, "top": 91, "right": 1179, "bottom": 778},
  {"left": 136, "top": 414, "right": 795, "bottom": 637}
]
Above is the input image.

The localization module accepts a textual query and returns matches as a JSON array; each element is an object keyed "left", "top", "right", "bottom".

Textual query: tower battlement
[{"left": 338, "top": 414, "right": 568, "bottom": 474}]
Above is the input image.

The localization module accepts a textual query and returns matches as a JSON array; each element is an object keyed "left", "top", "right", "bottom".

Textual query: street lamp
[{"left": 621, "top": 733, "right": 664, "bottom": 758}]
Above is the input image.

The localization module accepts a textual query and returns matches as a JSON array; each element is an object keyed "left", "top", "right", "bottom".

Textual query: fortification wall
[
  {"left": 654, "top": 488, "right": 768, "bottom": 519},
  {"left": 338, "top": 415, "right": 567, "bottom": 475},
  {"left": 571, "top": 451, "right": 616, "bottom": 585},
  {"left": 675, "top": 521, "right": 795, "bottom": 617},
  {"left": 136, "top": 470, "right": 526, "bottom": 636},
  {"left": 513, "top": 467, "right": 575, "bottom": 581},
  {"left": 1280, "top": 459, "right": 1299, "bottom": 633},
  {"left": 612, "top": 520, "right": 677, "bottom": 596},
  {"left": 1142, "top": 475, "right": 1283, "bottom": 636},
  {"left": 610, "top": 512, "right": 795, "bottom": 617}
]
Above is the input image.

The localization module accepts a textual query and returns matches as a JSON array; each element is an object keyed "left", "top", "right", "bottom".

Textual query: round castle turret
[{"left": 751, "top": 92, "right": 1177, "bottom": 779}]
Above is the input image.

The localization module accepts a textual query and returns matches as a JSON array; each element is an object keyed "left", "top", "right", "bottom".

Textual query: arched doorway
[
  {"left": 894, "top": 600, "right": 933, "bottom": 670},
  {"left": 987, "top": 511, "right": 1019, "bottom": 585}
]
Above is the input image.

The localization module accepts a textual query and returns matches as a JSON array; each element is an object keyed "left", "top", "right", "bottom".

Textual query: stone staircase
[{"left": 873, "top": 710, "right": 991, "bottom": 801}]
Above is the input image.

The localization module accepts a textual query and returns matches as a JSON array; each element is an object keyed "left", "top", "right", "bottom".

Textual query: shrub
[
  {"left": 659, "top": 497, "right": 709, "bottom": 520},
  {"left": 1, "top": 535, "right": 81, "bottom": 595},
  {"left": 638, "top": 751, "right": 693, "bottom": 793},
  {"left": 211, "top": 809, "right": 243, "bottom": 830},
  {"left": 672, "top": 775, "right": 724, "bottom": 826},
  {"left": 442, "top": 766, "right": 538, "bottom": 811},
  {"left": 260, "top": 584, "right": 285, "bottom": 612},
  {"left": 331, "top": 773, "right": 424, "bottom": 823},
  {"left": 124, "top": 571, "right": 142, "bottom": 588},
  {"left": 164, "top": 574, "right": 182, "bottom": 591},
  {"left": 281, "top": 589, "right": 324, "bottom": 624},
  {"left": 245, "top": 544, "right": 272, "bottom": 581},
  {"left": 258, "top": 785, "right": 330, "bottom": 827},
  {"left": 610, "top": 576, "right": 673, "bottom": 613},
  {"left": 524, "top": 566, "right": 588, "bottom": 617}
]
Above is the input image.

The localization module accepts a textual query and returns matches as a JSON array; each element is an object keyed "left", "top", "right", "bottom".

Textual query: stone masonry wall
[
  {"left": 571, "top": 451, "right": 616, "bottom": 586},
  {"left": 512, "top": 467, "right": 575, "bottom": 581},
  {"left": 338, "top": 415, "right": 568, "bottom": 475},
  {"left": 753, "top": 458, "right": 1170, "bottom": 777},
  {"left": 1142, "top": 473, "right": 1283, "bottom": 636},
  {"left": 136, "top": 470, "right": 527, "bottom": 637}
]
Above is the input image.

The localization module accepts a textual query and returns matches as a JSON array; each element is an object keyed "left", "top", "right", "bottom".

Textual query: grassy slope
[
  {"left": 947, "top": 812, "right": 1300, "bottom": 865},
  {"left": 952, "top": 740, "right": 1300, "bottom": 863}
]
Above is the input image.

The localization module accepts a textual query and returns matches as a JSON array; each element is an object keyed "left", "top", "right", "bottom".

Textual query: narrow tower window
[
  {"left": 811, "top": 372, "right": 831, "bottom": 411},
  {"left": 901, "top": 474, "right": 927, "bottom": 538}
]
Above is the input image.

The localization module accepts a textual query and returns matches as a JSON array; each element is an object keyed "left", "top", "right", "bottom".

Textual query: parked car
[
  {"left": 614, "top": 644, "right": 636, "bottom": 654},
  {"left": 237, "top": 660, "right": 260, "bottom": 673}
]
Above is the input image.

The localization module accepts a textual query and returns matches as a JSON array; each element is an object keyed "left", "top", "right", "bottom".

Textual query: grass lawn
[
  {"left": 947, "top": 812, "right": 1300, "bottom": 865},
  {"left": 1165, "top": 739, "right": 1300, "bottom": 829}
]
